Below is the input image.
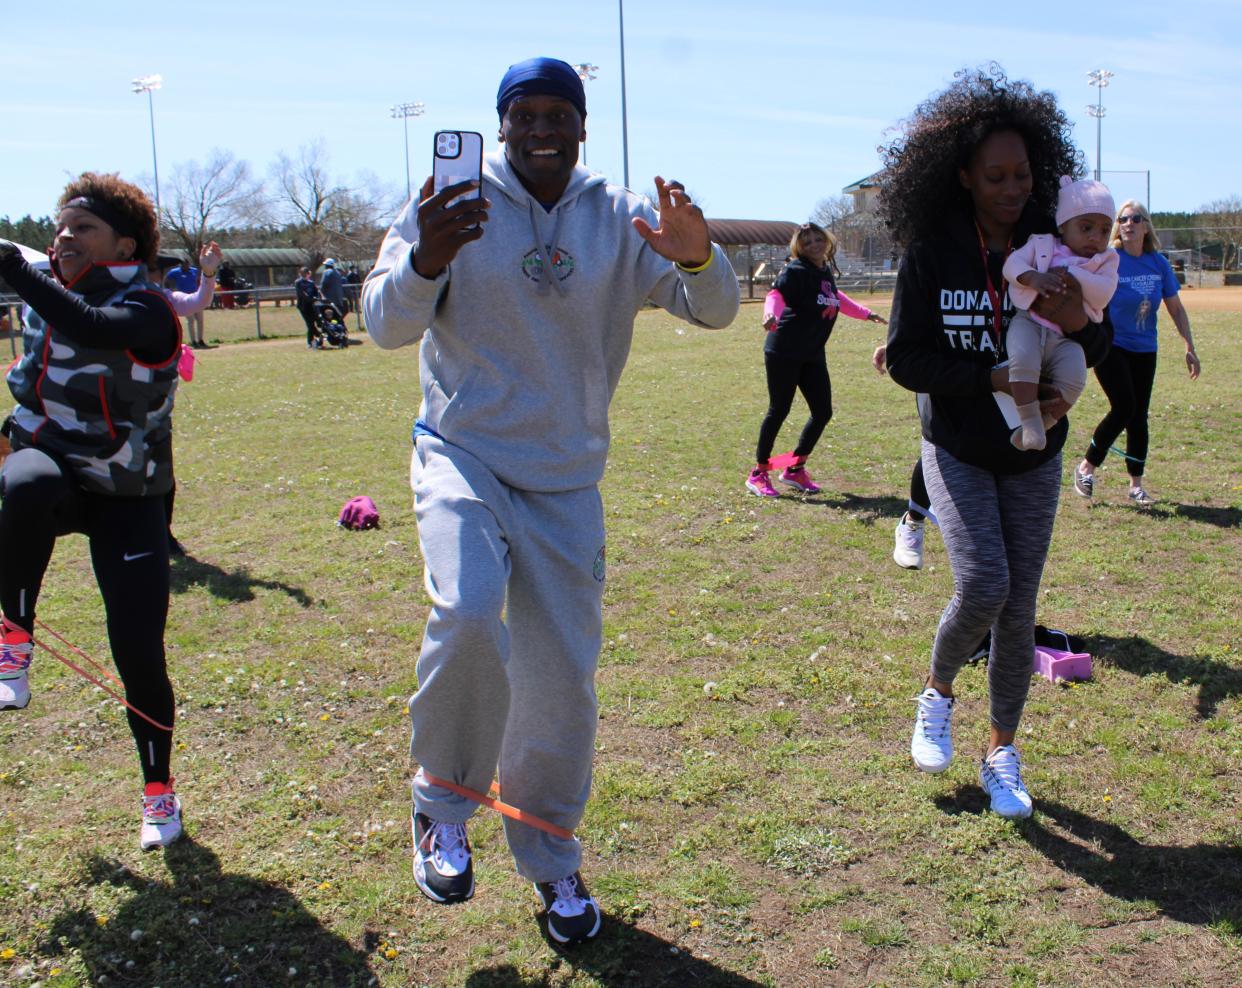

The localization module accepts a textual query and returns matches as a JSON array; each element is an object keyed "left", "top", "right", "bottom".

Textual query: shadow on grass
[
  {"left": 45, "top": 837, "right": 375, "bottom": 987},
  {"left": 171, "top": 553, "right": 315, "bottom": 607},
  {"left": 1026, "top": 800, "right": 1242, "bottom": 930},
  {"left": 1169, "top": 502, "right": 1242, "bottom": 528},
  {"left": 464, "top": 913, "right": 766, "bottom": 987},
  {"left": 794, "top": 491, "right": 908, "bottom": 525},
  {"left": 1095, "top": 499, "right": 1240, "bottom": 528},
  {"left": 935, "top": 792, "right": 1242, "bottom": 931},
  {"left": 1086, "top": 633, "right": 1242, "bottom": 718}
]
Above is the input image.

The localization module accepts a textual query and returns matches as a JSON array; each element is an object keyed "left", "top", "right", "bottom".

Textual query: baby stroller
[{"left": 313, "top": 299, "right": 349, "bottom": 349}]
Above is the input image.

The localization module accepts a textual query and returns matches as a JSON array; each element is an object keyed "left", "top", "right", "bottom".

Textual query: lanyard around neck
[{"left": 974, "top": 222, "right": 1012, "bottom": 345}]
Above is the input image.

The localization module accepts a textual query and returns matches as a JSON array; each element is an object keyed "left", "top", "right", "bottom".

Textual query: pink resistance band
[
  {"left": 422, "top": 772, "right": 575, "bottom": 840},
  {"left": 32, "top": 619, "right": 173, "bottom": 733}
]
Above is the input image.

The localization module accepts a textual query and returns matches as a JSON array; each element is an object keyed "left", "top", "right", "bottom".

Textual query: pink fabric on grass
[{"left": 338, "top": 495, "right": 380, "bottom": 530}]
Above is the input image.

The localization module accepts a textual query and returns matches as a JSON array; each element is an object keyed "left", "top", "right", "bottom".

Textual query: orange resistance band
[
  {"left": 33, "top": 619, "right": 173, "bottom": 733},
  {"left": 422, "top": 772, "right": 575, "bottom": 841}
]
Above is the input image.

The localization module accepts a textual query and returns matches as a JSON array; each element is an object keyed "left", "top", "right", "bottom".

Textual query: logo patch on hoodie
[{"left": 522, "top": 246, "right": 576, "bottom": 284}]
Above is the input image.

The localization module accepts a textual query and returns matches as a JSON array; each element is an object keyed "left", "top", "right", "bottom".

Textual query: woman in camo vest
[{"left": 0, "top": 172, "right": 185, "bottom": 850}]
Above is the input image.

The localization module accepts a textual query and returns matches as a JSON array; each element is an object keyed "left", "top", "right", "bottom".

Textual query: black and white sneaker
[
  {"left": 534, "top": 872, "right": 601, "bottom": 944},
  {"left": 1073, "top": 466, "right": 1094, "bottom": 499},
  {"left": 412, "top": 813, "right": 474, "bottom": 904}
]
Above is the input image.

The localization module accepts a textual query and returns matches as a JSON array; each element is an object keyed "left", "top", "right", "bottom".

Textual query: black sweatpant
[
  {"left": 299, "top": 305, "right": 318, "bottom": 346},
  {"left": 0, "top": 448, "right": 174, "bottom": 783},
  {"left": 1083, "top": 346, "right": 1158, "bottom": 479},
  {"left": 755, "top": 352, "right": 833, "bottom": 465}
]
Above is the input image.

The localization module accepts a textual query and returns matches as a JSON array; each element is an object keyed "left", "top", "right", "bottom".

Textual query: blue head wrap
[{"left": 496, "top": 57, "right": 587, "bottom": 122}]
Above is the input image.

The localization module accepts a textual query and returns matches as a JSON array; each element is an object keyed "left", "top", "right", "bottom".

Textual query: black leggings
[
  {"left": 0, "top": 448, "right": 174, "bottom": 783},
  {"left": 908, "top": 459, "right": 932, "bottom": 521},
  {"left": 299, "top": 305, "right": 318, "bottom": 345},
  {"left": 755, "top": 352, "right": 833, "bottom": 465},
  {"left": 1083, "top": 346, "right": 1158, "bottom": 478}
]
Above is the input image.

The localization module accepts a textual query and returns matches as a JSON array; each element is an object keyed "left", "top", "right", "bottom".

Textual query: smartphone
[{"left": 433, "top": 130, "right": 484, "bottom": 209}]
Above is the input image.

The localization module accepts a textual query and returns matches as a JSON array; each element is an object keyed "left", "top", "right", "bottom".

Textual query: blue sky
[{"left": 5, "top": 0, "right": 1240, "bottom": 226}]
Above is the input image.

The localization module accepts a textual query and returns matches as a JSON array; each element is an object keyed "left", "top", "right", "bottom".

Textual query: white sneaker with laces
[
  {"left": 140, "top": 781, "right": 183, "bottom": 850},
  {"left": 911, "top": 687, "right": 954, "bottom": 773},
  {"left": 980, "top": 744, "right": 1033, "bottom": 819},
  {"left": 893, "top": 515, "right": 925, "bottom": 569},
  {"left": 412, "top": 813, "right": 474, "bottom": 903},
  {"left": 535, "top": 872, "right": 601, "bottom": 944}
]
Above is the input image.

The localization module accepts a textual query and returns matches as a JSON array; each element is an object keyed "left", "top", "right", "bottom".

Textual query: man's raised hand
[{"left": 632, "top": 177, "right": 712, "bottom": 268}]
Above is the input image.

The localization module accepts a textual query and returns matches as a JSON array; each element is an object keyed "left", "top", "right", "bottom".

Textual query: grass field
[{"left": 0, "top": 290, "right": 1238, "bottom": 987}]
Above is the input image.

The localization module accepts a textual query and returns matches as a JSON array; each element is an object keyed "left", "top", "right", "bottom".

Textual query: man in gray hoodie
[{"left": 362, "top": 56, "right": 739, "bottom": 944}]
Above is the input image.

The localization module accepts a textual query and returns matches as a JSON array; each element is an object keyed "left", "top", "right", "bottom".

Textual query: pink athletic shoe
[
  {"left": 779, "top": 464, "right": 821, "bottom": 494},
  {"left": 745, "top": 467, "right": 781, "bottom": 498}
]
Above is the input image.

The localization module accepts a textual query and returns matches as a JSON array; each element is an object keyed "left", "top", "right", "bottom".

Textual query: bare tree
[
  {"left": 1196, "top": 195, "right": 1242, "bottom": 270},
  {"left": 810, "top": 195, "right": 854, "bottom": 233},
  {"left": 160, "top": 149, "right": 264, "bottom": 258},
  {"left": 271, "top": 142, "right": 394, "bottom": 270}
]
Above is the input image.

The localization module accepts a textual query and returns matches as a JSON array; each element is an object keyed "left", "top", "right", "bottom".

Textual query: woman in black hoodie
[{"left": 882, "top": 67, "right": 1111, "bottom": 818}]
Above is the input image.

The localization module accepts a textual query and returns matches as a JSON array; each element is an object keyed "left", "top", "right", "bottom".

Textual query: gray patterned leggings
[{"left": 921, "top": 440, "right": 1062, "bottom": 732}]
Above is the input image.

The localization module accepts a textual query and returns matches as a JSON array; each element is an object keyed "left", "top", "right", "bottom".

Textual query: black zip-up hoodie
[{"left": 886, "top": 205, "right": 1112, "bottom": 474}]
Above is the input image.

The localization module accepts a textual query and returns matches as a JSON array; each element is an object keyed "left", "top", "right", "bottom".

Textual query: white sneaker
[
  {"left": 911, "top": 687, "right": 954, "bottom": 773},
  {"left": 893, "top": 515, "right": 924, "bottom": 569},
  {"left": 980, "top": 744, "right": 1033, "bottom": 819},
  {"left": 140, "top": 780, "right": 183, "bottom": 850}
]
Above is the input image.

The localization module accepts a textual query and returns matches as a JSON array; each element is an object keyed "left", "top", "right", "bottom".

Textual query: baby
[{"left": 1003, "top": 176, "right": 1119, "bottom": 450}]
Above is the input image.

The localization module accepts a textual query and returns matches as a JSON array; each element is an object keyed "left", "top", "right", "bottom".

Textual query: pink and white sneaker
[
  {"left": 745, "top": 466, "right": 781, "bottom": 498},
  {"left": 779, "top": 462, "right": 821, "bottom": 494},
  {"left": 0, "top": 618, "right": 33, "bottom": 711},
  {"left": 141, "top": 779, "right": 183, "bottom": 850}
]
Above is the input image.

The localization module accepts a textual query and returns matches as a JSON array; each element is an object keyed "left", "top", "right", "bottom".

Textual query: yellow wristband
[{"left": 676, "top": 252, "right": 714, "bottom": 274}]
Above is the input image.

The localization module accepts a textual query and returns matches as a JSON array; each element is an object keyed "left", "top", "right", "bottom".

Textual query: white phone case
[{"left": 433, "top": 131, "right": 484, "bottom": 207}]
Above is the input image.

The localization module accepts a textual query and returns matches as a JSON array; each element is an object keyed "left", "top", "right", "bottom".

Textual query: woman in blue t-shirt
[{"left": 1073, "top": 200, "right": 1200, "bottom": 505}]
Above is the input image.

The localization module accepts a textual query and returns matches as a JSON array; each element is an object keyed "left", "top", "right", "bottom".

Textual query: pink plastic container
[{"left": 1033, "top": 646, "right": 1092, "bottom": 683}]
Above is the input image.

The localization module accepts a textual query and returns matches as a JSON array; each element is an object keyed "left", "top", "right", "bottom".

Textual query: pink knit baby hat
[{"left": 1055, "top": 175, "right": 1115, "bottom": 228}]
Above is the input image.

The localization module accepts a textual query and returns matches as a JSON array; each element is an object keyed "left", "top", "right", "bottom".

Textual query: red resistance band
[
  {"left": 422, "top": 772, "right": 575, "bottom": 841},
  {"left": 32, "top": 619, "right": 173, "bottom": 733}
]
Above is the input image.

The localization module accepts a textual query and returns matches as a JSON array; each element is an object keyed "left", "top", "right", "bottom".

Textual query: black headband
[{"left": 63, "top": 196, "right": 138, "bottom": 241}]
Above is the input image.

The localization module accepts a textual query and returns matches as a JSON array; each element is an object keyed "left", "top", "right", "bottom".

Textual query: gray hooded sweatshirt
[{"left": 362, "top": 151, "right": 740, "bottom": 492}]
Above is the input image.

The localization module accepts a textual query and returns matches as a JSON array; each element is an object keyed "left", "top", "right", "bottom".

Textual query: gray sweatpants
[
  {"left": 408, "top": 436, "right": 606, "bottom": 882},
  {"left": 921, "top": 439, "right": 1062, "bottom": 731}
]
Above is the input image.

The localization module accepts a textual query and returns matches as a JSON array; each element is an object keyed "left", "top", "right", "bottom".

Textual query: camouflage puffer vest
[{"left": 6, "top": 263, "right": 181, "bottom": 497}]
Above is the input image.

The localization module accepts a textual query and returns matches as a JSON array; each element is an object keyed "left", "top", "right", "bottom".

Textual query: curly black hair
[
  {"left": 877, "top": 64, "right": 1083, "bottom": 248},
  {"left": 57, "top": 172, "right": 160, "bottom": 269}
]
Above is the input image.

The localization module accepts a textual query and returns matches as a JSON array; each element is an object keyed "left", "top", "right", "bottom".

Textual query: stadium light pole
[
  {"left": 618, "top": 0, "right": 630, "bottom": 188},
  {"left": 131, "top": 75, "right": 163, "bottom": 218},
  {"left": 1086, "top": 68, "right": 1114, "bottom": 182},
  {"left": 391, "top": 101, "right": 426, "bottom": 202},
  {"left": 573, "top": 63, "right": 598, "bottom": 166}
]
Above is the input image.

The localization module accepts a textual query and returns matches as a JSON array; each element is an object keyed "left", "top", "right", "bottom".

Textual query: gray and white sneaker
[
  {"left": 980, "top": 744, "right": 1033, "bottom": 819},
  {"left": 1128, "top": 486, "right": 1156, "bottom": 507},
  {"left": 911, "top": 687, "right": 954, "bottom": 773},
  {"left": 412, "top": 813, "right": 474, "bottom": 904},
  {"left": 893, "top": 514, "right": 925, "bottom": 569},
  {"left": 535, "top": 872, "right": 601, "bottom": 944},
  {"left": 1073, "top": 466, "right": 1094, "bottom": 499}
]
